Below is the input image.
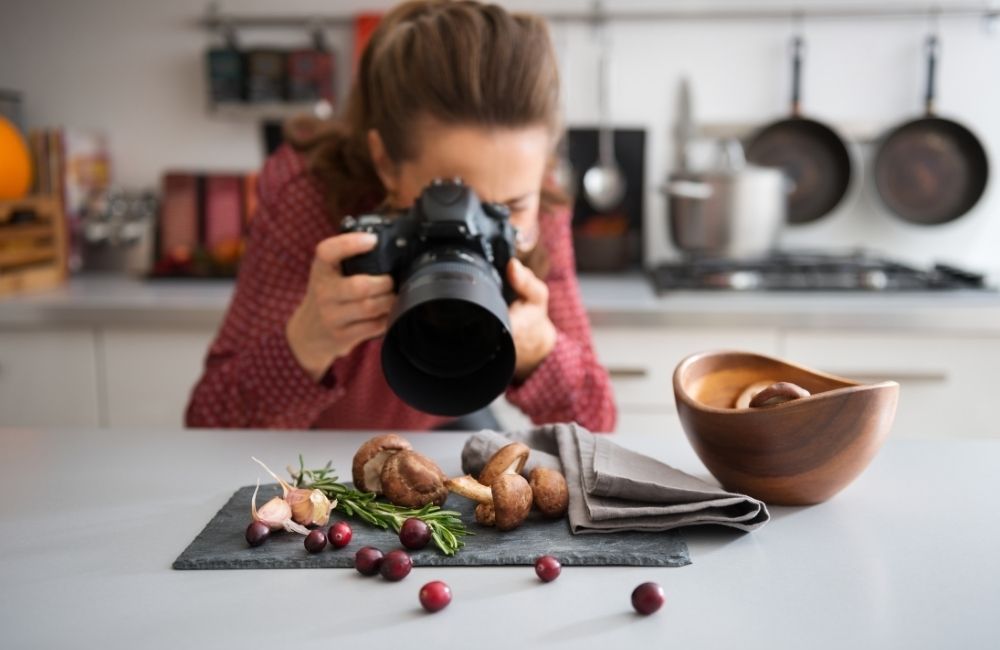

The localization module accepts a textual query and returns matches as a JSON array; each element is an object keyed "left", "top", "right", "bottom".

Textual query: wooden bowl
[{"left": 673, "top": 350, "right": 899, "bottom": 505}]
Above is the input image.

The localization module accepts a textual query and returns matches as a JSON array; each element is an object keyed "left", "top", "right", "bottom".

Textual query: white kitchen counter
[
  {"left": 2, "top": 272, "right": 1000, "bottom": 333},
  {"left": 0, "top": 425, "right": 996, "bottom": 649}
]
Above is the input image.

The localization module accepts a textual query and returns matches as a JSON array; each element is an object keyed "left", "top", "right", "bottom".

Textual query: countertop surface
[
  {"left": 0, "top": 425, "right": 997, "bottom": 649},
  {"left": 2, "top": 272, "right": 1000, "bottom": 332}
]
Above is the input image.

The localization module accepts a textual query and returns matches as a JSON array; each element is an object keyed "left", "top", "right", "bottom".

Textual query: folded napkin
[{"left": 461, "top": 423, "right": 769, "bottom": 534}]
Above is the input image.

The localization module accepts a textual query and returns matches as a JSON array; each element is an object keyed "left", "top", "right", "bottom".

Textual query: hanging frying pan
[
  {"left": 746, "top": 36, "right": 853, "bottom": 225},
  {"left": 873, "top": 35, "right": 988, "bottom": 225}
]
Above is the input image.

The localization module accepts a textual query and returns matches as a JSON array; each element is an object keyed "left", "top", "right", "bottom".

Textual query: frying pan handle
[
  {"left": 924, "top": 35, "right": 939, "bottom": 115},
  {"left": 790, "top": 36, "right": 804, "bottom": 117}
]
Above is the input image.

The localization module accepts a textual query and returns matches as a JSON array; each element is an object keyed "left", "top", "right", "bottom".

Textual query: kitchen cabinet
[
  {"left": 782, "top": 331, "right": 1000, "bottom": 439},
  {"left": 0, "top": 327, "right": 101, "bottom": 427},
  {"left": 101, "top": 326, "right": 213, "bottom": 428}
]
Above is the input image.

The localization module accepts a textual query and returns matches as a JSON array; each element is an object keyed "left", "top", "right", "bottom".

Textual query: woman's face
[{"left": 369, "top": 118, "right": 552, "bottom": 252}]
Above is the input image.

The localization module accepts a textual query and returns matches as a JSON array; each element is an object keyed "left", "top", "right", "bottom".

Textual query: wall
[{"left": 2, "top": 0, "right": 998, "bottom": 276}]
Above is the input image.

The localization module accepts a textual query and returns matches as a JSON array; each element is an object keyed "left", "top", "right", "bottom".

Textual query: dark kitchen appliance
[
  {"left": 872, "top": 35, "right": 989, "bottom": 225},
  {"left": 567, "top": 127, "right": 644, "bottom": 271},
  {"left": 746, "top": 36, "right": 853, "bottom": 225},
  {"left": 650, "top": 250, "right": 990, "bottom": 292}
]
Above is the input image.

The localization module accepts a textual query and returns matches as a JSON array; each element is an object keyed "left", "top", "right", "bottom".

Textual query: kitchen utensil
[
  {"left": 873, "top": 35, "right": 988, "bottom": 225},
  {"left": 673, "top": 77, "right": 694, "bottom": 172},
  {"left": 673, "top": 350, "right": 899, "bottom": 505},
  {"left": 581, "top": 15, "right": 626, "bottom": 212},
  {"left": 746, "top": 36, "right": 853, "bottom": 224},
  {"left": 663, "top": 139, "right": 787, "bottom": 258}
]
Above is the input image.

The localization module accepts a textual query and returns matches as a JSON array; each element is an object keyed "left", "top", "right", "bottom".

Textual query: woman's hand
[
  {"left": 286, "top": 233, "right": 396, "bottom": 380},
  {"left": 507, "top": 258, "right": 558, "bottom": 381}
]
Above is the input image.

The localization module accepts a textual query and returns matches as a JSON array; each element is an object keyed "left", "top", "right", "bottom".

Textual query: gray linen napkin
[{"left": 461, "top": 423, "right": 769, "bottom": 534}]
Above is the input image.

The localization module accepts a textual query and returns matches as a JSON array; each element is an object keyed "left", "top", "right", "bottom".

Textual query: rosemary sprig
[{"left": 290, "top": 456, "right": 469, "bottom": 556}]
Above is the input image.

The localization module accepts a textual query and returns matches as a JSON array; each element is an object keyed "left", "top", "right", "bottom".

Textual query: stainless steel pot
[{"left": 663, "top": 140, "right": 787, "bottom": 258}]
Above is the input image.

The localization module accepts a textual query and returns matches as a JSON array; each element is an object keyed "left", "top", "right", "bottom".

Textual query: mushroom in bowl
[{"left": 673, "top": 350, "right": 899, "bottom": 505}]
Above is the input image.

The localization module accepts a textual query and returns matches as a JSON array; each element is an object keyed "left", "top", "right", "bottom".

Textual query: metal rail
[{"left": 198, "top": 3, "right": 1000, "bottom": 30}]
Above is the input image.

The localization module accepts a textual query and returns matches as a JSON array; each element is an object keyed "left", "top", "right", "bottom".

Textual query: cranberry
[
  {"left": 631, "top": 582, "right": 665, "bottom": 615},
  {"left": 354, "top": 546, "right": 384, "bottom": 576},
  {"left": 534, "top": 555, "right": 562, "bottom": 582},
  {"left": 245, "top": 521, "right": 270, "bottom": 547},
  {"left": 328, "top": 521, "right": 353, "bottom": 549},
  {"left": 419, "top": 581, "right": 452, "bottom": 613},
  {"left": 304, "top": 530, "right": 327, "bottom": 554},
  {"left": 379, "top": 549, "right": 413, "bottom": 581},
  {"left": 399, "top": 518, "right": 431, "bottom": 550}
]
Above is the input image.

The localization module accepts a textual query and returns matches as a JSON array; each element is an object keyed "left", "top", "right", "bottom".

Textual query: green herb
[{"left": 290, "top": 456, "right": 469, "bottom": 556}]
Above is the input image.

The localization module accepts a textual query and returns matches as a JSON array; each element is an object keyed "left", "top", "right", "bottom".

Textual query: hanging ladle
[{"left": 582, "top": 7, "right": 626, "bottom": 212}]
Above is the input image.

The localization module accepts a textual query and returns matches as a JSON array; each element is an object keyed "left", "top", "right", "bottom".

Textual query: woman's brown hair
[{"left": 292, "top": 0, "right": 567, "bottom": 232}]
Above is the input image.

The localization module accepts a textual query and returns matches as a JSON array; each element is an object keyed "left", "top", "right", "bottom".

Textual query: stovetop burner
[{"left": 650, "top": 250, "right": 991, "bottom": 292}]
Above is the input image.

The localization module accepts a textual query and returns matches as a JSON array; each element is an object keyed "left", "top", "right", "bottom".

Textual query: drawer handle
[
  {"left": 829, "top": 371, "right": 948, "bottom": 383},
  {"left": 607, "top": 367, "right": 650, "bottom": 379}
]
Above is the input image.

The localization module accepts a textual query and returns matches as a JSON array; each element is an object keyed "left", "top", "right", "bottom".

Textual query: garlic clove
[{"left": 290, "top": 488, "right": 335, "bottom": 527}]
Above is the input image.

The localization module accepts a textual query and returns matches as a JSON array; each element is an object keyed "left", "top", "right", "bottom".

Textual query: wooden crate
[{"left": 0, "top": 195, "right": 68, "bottom": 297}]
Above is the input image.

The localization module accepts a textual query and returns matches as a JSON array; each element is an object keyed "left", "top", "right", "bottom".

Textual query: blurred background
[{"left": 1, "top": 0, "right": 999, "bottom": 437}]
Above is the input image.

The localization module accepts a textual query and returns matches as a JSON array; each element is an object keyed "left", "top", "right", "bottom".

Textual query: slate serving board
[{"left": 173, "top": 484, "right": 690, "bottom": 570}]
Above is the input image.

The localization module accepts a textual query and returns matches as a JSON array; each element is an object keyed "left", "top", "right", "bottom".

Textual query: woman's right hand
[{"left": 286, "top": 232, "right": 396, "bottom": 380}]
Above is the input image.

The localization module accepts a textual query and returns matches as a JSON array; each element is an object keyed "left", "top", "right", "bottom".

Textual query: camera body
[
  {"left": 340, "top": 179, "right": 518, "bottom": 303},
  {"left": 338, "top": 179, "right": 520, "bottom": 417}
]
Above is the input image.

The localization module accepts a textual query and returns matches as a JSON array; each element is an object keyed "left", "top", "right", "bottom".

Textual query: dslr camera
[{"left": 340, "top": 179, "right": 519, "bottom": 416}]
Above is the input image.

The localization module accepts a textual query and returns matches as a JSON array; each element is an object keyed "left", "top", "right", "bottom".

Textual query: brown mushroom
[
  {"left": 380, "top": 450, "right": 449, "bottom": 508},
  {"left": 748, "top": 382, "right": 811, "bottom": 408},
  {"left": 529, "top": 467, "right": 569, "bottom": 519},
  {"left": 446, "top": 473, "right": 532, "bottom": 531},
  {"left": 478, "top": 442, "right": 530, "bottom": 486},
  {"left": 351, "top": 434, "right": 412, "bottom": 494},
  {"left": 734, "top": 380, "right": 777, "bottom": 409}
]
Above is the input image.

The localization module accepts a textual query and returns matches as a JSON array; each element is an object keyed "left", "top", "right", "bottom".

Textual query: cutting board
[{"left": 173, "top": 484, "right": 690, "bottom": 570}]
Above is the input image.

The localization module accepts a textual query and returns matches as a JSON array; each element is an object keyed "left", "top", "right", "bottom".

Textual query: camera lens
[{"left": 381, "top": 251, "right": 515, "bottom": 417}]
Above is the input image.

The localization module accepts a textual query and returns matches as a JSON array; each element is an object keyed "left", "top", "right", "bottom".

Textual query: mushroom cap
[
  {"left": 380, "top": 450, "right": 449, "bottom": 508},
  {"left": 351, "top": 434, "right": 412, "bottom": 494},
  {"left": 478, "top": 442, "right": 530, "bottom": 486},
  {"left": 529, "top": 467, "right": 569, "bottom": 518},
  {"left": 490, "top": 473, "right": 533, "bottom": 531}
]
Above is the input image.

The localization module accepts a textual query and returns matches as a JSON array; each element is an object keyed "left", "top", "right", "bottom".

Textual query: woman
[{"left": 186, "top": 0, "right": 616, "bottom": 432}]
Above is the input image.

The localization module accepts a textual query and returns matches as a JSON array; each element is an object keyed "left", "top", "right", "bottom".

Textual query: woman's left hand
[{"left": 507, "top": 258, "right": 558, "bottom": 381}]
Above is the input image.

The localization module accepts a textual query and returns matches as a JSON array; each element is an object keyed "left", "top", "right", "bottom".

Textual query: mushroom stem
[{"left": 445, "top": 475, "right": 492, "bottom": 504}]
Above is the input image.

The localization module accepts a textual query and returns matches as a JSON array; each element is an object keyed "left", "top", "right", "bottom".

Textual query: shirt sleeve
[
  {"left": 504, "top": 207, "right": 617, "bottom": 432},
  {"left": 185, "top": 167, "right": 349, "bottom": 429}
]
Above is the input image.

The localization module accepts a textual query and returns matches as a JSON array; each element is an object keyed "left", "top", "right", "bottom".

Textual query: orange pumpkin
[{"left": 0, "top": 117, "right": 33, "bottom": 200}]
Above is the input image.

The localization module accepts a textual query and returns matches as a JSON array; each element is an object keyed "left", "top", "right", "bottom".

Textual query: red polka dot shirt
[{"left": 185, "top": 145, "right": 616, "bottom": 432}]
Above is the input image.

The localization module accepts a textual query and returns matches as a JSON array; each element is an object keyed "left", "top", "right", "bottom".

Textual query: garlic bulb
[
  {"left": 252, "top": 457, "right": 336, "bottom": 527},
  {"left": 250, "top": 480, "right": 310, "bottom": 534}
]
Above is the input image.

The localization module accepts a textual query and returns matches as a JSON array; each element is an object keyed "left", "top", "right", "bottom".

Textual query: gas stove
[{"left": 650, "top": 251, "right": 991, "bottom": 292}]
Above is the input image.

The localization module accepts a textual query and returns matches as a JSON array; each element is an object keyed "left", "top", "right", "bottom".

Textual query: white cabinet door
[
  {"left": 0, "top": 328, "right": 101, "bottom": 427},
  {"left": 592, "top": 327, "right": 781, "bottom": 411},
  {"left": 783, "top": 331, "right": 1000, "bottom": 439},
  {"left": 102, "top": 327, "right": 214, "bottom": 428}
]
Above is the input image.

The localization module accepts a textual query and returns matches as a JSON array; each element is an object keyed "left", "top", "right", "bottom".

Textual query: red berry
[
  {"left": 419, "top": 580, "right": 452, "bottom": 613},
  {"left": 355, "top": 546, "right": 384, "bottom": 576},
  {"left": 379, "top": 549, "right": 413, "bottom": 581},
  {"left": 399, "top": 518, "right": 431, "bottom": 550},
  {"left": 245, "top": 521, "right": 270, "bottom": 547},
  {"left": 304, "top": 530, "right": 327, "bottom": 554},
  {"left": 328, "top": 521, "right": 353, "bottom": 549},
  {"left": 631, "top": 582, "right": 665, "bottom": 615},
  {"left": 534, "top": 555, "right": 562, "bottom": 582}
]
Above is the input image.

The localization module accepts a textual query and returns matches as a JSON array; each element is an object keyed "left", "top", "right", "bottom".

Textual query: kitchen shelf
[
  {"left": 208, "top": 101, "right": 330, "bottom": 121},
  {"left": 197, "top": 3, "right": 999, "bottom": 30}
]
